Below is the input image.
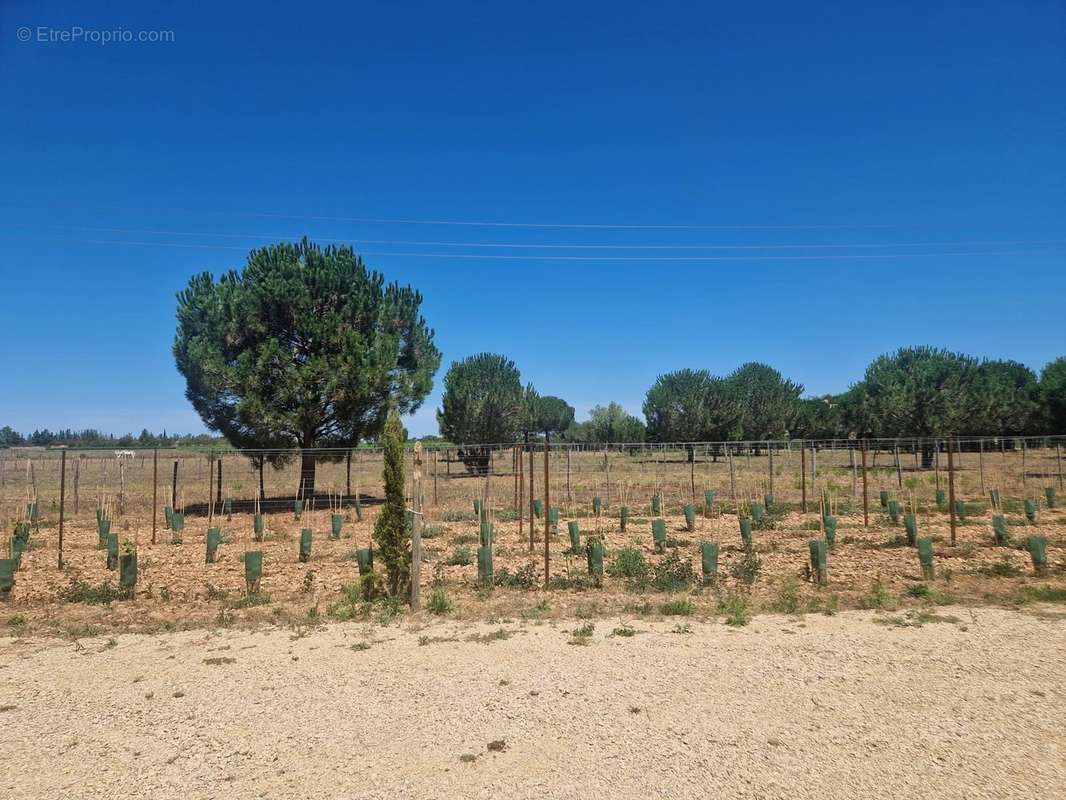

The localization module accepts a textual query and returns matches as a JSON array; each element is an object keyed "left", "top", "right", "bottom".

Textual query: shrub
[
  {"left": 651, "top": 552, "right": 696, "bottom": 592},
  {"left": 729, "top": 550, "right": 761, "bottom": 586},
  {"left": 494, "top": 562, "right": 539, "bottom": 589},
  {"left": 861, "top": 579, "right": 892, "bottom": 610},
  {"left": 58, "top": 579, "right": 121, "bottom": 605},
  {"left": 718, "top": 593, "right": 750, "bottom": 626},
  {"left": 608, "top": 547, "right": 649, "bottom": 589}
]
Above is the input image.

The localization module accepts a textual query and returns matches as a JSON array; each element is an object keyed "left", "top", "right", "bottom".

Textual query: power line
[
  {"left": 7, "top": 222, "right": 1064, "bottom": 251},
  {"left": 81, "top": 239, "right": 1066, "bottom": 262}
]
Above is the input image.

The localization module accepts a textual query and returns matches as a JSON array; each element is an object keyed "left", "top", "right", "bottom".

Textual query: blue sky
[{"left": 2, "top": 1, "right": 1064, "bottom": 437}]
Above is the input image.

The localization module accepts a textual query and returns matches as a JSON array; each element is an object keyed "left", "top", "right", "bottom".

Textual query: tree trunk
[{"left": 299, "top": 451, "right": 316, "bottom": 498}]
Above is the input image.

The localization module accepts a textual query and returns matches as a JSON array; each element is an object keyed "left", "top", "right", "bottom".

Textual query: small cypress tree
[{"left": 374, "top": 407, "right": 410, "bottom": 596}]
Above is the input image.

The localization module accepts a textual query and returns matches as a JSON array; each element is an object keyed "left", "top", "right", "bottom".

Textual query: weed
[
  {"left": 729, "top": 550, "right": 762, "bottom": 586},
  {"left": 203, "top": 656, "right": 236, "bottom": 666},
  {"left": 861, "top": 579, "right": 893, "bottom": 610},
  {"left": 651, "top": 552, "right": 696, "bottom": 592},
  {"left": 718, "top": 592, "right": 750, "bottom": 626},
  {"left": 659, "top": 598, "right": 692, "bottom": 616},
  {"left": 610, "top": 623, "right": 637, "bottom": 637},
  {"left": 773, "top": 578, "right": 801, "bottom": 614},
  {"left": 671, "top": 622, "right": 693, "bottom": 634},
  {"left": 224, "top": 592, "right": 272, "bottom": 609},
  {"left": 608, "top": 547, "right": 650, "bottom": 589},
  {"left": 459, "top": 753, "right": 477, "bottom": 763},
  {"left": 426, "top": 586, "right": 453, "bottom": 615},
  {"left": 350, "top": 641, "right": 371, "bottom": 651},
  {"left": 494, "top": 562, "right": 539, "bottom": 590},
  {"left": 205, "top": 583, "right": 228, "bottom": 601},
  {"left": 58, "top": 578, "right": 121, "bottom": 605},
  {"left": 623, "top": 600, "right": 653, "bottom": 615},
  {"left": 7, "top": 614, "right": 26, "bottom": 628},
  {"left": 569, "top": 621, "right": 595, "bottom": 644},
  {"left": 467, "top": 628, "right": 512, "bottom": 644},
  {"left": 445, "top": 546, "right": 474, "bottom": 567},
  {"left": 977, "top": 558, "right": 1022, "bottom": 578},
  {"left": 1011, "top": 586, "right": 1066, "bottom": 604},
  {"left": 905, "top": 584, "right": 931, "bottom": 598}
]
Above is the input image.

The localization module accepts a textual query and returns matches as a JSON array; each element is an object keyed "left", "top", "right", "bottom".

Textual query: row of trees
[{"left": 0, "top": 427, "right": 220, "bottom": 449}]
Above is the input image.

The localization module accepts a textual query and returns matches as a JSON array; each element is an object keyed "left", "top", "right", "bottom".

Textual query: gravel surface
[{"left": 1, "top": 607, "right": 1064, "bottom": 799}]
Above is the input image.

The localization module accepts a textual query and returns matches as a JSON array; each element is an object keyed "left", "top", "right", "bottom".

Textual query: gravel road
[{"left": 1, "top": 607, "right": 1063, "bottom": 799}]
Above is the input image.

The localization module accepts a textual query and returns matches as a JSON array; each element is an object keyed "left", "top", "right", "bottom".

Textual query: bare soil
[{"left": 1, "top": 606, "right": 1064, "bottom": 799}]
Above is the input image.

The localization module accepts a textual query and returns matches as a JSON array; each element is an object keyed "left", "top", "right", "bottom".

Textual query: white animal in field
[{"left": 115, "top": 450, "right": 136, "bottom": 459}]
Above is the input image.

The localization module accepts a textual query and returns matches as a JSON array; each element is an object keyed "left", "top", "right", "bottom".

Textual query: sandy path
[{"left": 1, "top": 607, "right": 1064, "bottom": 800}]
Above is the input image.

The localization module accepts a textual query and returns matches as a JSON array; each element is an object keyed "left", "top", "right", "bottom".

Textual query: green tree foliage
[
  {"left": 437, "top": 353, "right": 524, "bottom": 471},
  {"left": 531, "top": 395, "right": 575, "bottom": 439},
  {"left": 1041, "top": 357, "right": 1066, "bottom": 434},
  {"left": 972, "top": 360, "right": 1042, "bottom": 436},
  {"left": 174, "top": 238, "right": 439, "bottom": 495},
  {"left": 569, "top": 402, "right": 646, "bottom": 443},
  {"left": 726, "top": 362, "right": 804, "bottom": 440},
  {"left": 373, "top": 408, "right": 409, "bottom": 597},
  {"left": 791, "top": 395, "right": 847, "bottom": 440},
  {"left": 643, "top": 369, "right": 741, "bottom": 445}
]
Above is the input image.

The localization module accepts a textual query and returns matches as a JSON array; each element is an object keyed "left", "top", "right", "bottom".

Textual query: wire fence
[{"left": 3, "top": 435, "right": 1063, "bottom": 528}]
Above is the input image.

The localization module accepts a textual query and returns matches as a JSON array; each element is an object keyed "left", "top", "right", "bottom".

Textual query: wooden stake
[
  {"left": 768, "top": 443, "right": 774, "bottom": 497},
  {"left": 543, "top": 439, "right": 550, "bottom": 589},
  {"left": 208, "top": 455, "right": 214, "bottom": 525},
  {"left": 894, "top": 443, "right": 902, "bottom": 489},
  {"left": 978, "top": 438, "right": 985, "bottom": 495},
  {"left": 947, "top": 436, "right": 957, "bottom": 547},
  {"left": 57, "top": 450, "right": 66, "bottom": 569},
  {"left": 528, "top": 434, "right": 534, "bottom": 552},
  {"left": 861, "top": 442, "right": 869, "bottom": 527},
  {"left": 727, "top": 444, "right": 736, "bottom": 503},
  {"left": 152, "top": 449, "right": 158, "bottom": 544},
  {"left": 172, "top": 460, "right": 179, "bottom": 508},
  {"left": 1057, "top": 443, "right": 1063, "bottom": 490},
  {"left": 410, "top": 442, "right": 423, "bottom": 610},
  {"left": 800, "top": 440, "right": 807, "bottom": 513}
]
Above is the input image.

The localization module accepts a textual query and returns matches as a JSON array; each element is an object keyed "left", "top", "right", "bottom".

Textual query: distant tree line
[{"left": 0, "top": 427, "right": 222, "bottom": 449}]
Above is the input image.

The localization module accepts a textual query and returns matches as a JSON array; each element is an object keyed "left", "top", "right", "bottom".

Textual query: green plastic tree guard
[
  {"left": 904, "top": 512, "right": 918, "bottom": 546},
  {"left": 879, "top": 490, "right": 889, "bottom": 508},
  {"left": 533, "top": 499, "right": 543, "bottom": 518},
  {"left": 739, "top": 518, "right": 753, "bottom": 551},
  {"left": 651, "top": 494, "right": 661, "bottom": 516},
  {"left": 10, "top": 537, "right": 24, "bottom": 570},
  {"left": 106, "top": 533, "right": 119, "bottom": 570},
  {"left": 548, "top": 507, "right": 559, "bottom": 531},
  {"left": 935, "top": 490, "right": 946, "bottom": 511},
  {"left": 1024, "top": 499, "right": 1038, "bottom": 523},
  {"left": 1046, "top": 487, "right": 1057, "bottom": 509},
  {"left": 887, "top": 499, "right": 900, "bottom": 524},
  {"left": 0, "top": 559, "right": 14, "bottom": 594},
  {"left": 592, "top": 496, "right": 602, "bottom": 515},
  {"left": 163, "top": 505, "right": 173, "bottom": 530},
  {"left": 331, "top": 513, "right": 343, "bottom": 539},
  {"left": 750, "top": 503, "right": 766, "bottom": 523},
  {"left": 294, "top": 500, "right": 303, "bottom": 520},
  {"left": 27, "top": 502, "right": 38, "bottom": 523},
  {"left": 253, "top": 513, "right": 264, "bottom": 542},
  {"left": 1026, "top": 535, "right": 1048, "bottom": 574},
  {"left": 992, "top": 514, "right": 1009, "bottom": 545},
  {"left": 356, "top": 548, "right": 373, "bottom": 575},
  {"left": 206, "top": 527, "right": 221, "bottom": 563},
  {"left": 620, "top": 506, "right": 629, "bottom": 532},
  {"left": 244, "top": 550, "right": 263, "bottom": 593},
  {"left": 684, "top": 504, "right": 696, "bottom": 532},
  {"left": 808, "top": 539, "right": 827, "bottom": 585},
  {"left": 354, "top": 494, "right": 363, "bottom": 521},
  {"left": 704, "top": 490, "right": 715, "bottom": 517},
  {"left": 700, "top": 541, "right": 719, "bottom": 583},
  {"left": 989, "top": 489, "right": 1001, "bottom": 511},
  {"left": 567, "top": 521, "right": 580, "bottom": 552},
  {"left": 764, "top": 493, "right": 774, "bottom": 511},
  {"left": 480, "top": 521, "right": 494, "bottom": 548},
  {"left": 98, "top": 517, "right": 111, "bottom": 547},
  {"left": 917, "top": 537, "right": 935, "bottom": 580},
  {"left": 823, "top": 515, "right": 838, "bottom": 547},
  {"left": 171, "top": 512, "right": 185, "bottom": 532},
  {"left": 119, "top": 551, "right": 137, "bottom": 597},
  {"left": 223, "top": 498, "right": 233, "bottom": 518},
  {"left": 586, "top": 539, "right": 604, "bottom": 585},
  {"left": 652, "top": 519, "right": 667, "bottom": 553},
  {"left": 477, "top": 545, "right": 493, "bottom": 587},
  {"left": 954, "top": 500, "right": 967, "bottom": 522},
  {"left": 14, "top": 521, "right": 30, "bottom": 545},
  {"left": 299, "top": 529, "right": 312, "bottom": 563},
  {"left": 473, "top": 499, "right": 481, "bottom": 517}
]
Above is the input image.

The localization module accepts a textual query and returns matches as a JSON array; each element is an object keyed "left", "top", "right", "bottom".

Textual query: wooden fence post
[
  {"left": 861, "top": 441, "right": 869, "bottom": 527},
  {"left": 543, "top": 440, "right": 551, "bottom": 589},
  {"left": 411, "top": 442, "right": 423, "bottom": 610},
  {"left": 768, "top": 443, "right": 774, "bottom": 497},
  {"left": 947, "top": 436, "right": 957, "bottom": 547},
  {"left": 800, "top": 440, "right": 807, "bottom": 513},
  {"left": 57, "top": 450, "right": 66, "bottom": 569},
  {"left": 152, "top": 449, "right": 158, "bottom": 544}
]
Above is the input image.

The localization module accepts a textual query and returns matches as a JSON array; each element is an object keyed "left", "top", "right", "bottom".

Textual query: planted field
[{"left": 0, "top": 439, "right": 1064, "bottom": 633}]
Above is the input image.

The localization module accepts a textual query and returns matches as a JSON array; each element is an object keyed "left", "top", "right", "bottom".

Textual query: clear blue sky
[{"left": 2, "top": 1, "right": 1064, "bottom": 438}]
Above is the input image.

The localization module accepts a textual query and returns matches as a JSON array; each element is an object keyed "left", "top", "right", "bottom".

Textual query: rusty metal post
[
  {"left": 861, "top": 442, "right": 869, "bottom": 527},
  {"left": 543, "top": 439, "right": 551, "bottom": 588},
  {"left": 152, "top": 448, "right": 158, "bottom": 544}
]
